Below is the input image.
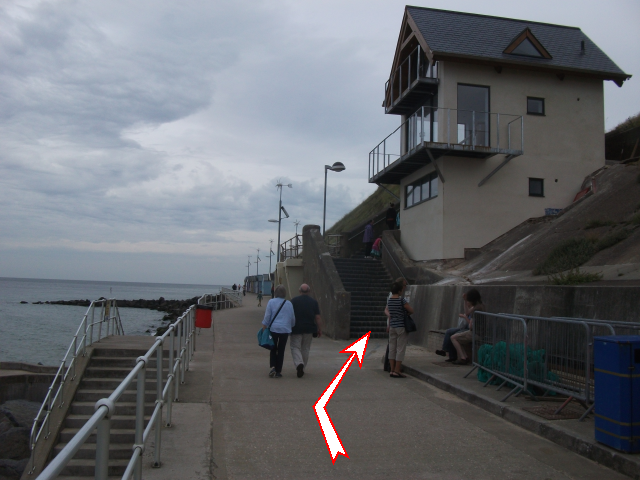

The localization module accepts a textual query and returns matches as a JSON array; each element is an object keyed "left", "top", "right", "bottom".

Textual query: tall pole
[
  {"left": 247, "top": 256, "right": 251, "bottom": 277},
  {"left": 322, "top": 166, "right": 328, "bottom": 238},
  {"left": 277, "top": 185, "right": 283, "bottom": 262},
  {"left": 256, "top": 248, "right": 260, "bottom": 276},
  {"left": 268, "top": 239, "right": 274, "bottom": 275}
]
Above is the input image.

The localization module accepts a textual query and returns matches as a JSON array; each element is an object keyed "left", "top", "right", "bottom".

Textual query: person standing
[
  {"left": 386, "top": 202, "right": 396, "bottom": 230},
  {"left": 257, "top": 291, "right": 263, "bottom": 307},
  {"left": 363, "top": 219, "right": 374, "bottom": 258},
  {"left": 242, "top": 285, "right": 246, "bottom": 296},
  {"left": 232, "top": 283, "right": 237, "bottom": 291},
  {"left": 386, "top": 280, "right": 413, "bottom": 378},
  {"left": 290, "top": 284, "right": 323, "bottom": 378},
  {"left": 261, "top": 285, "right": 295, "bottom": 378}
]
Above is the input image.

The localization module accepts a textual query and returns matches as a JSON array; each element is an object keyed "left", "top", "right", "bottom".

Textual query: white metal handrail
[
  {"left": 219, "top": 288, "right": 243, "bottom": 307},
  {"left": 34, "top": 295, "right": 206, "bottom": 480},
  {"left": 369, "top": 106, "right": 524, "bottom": 181},
  {"left": 28, "top": 299, "right": 124, "bottom": 475}
]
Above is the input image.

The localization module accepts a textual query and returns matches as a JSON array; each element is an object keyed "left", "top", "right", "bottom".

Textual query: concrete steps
[
  {"left": 47, "top": 347, "right": 158, "bottom": 478},
  {"left": 333, "top": 257, "right": 394, "bottom": 339}
]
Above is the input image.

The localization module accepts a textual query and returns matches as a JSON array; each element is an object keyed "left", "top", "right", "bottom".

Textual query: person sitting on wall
[
  {"left": 436, "top": 289, "right": 483, "bottom": 363},
  {"left": 363, "top": 219, "right": 374, "bottom": 258},
  {"left": 449, "top": 290, "right": 485, "bottom": 365}
]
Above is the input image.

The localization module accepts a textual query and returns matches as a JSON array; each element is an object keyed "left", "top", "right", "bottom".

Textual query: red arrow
[{"left": 313, "top": 331, "right": 371, "bottom": 463}]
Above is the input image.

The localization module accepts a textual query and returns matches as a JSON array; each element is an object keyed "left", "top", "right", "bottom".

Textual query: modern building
[{"left": 369, "top": 6, "right": 630, "bottom": 261}]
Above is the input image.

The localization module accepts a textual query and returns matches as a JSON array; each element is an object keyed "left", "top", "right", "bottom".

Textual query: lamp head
[
  {"left": 327, "top": 162, "right": 346, "bottom": 172},
  {"left": 268, "top": 219, "right": 279, "bottom": 223}
]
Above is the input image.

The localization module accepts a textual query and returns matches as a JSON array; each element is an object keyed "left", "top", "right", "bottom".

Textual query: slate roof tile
[{"left": 406, "top": 6, "right": 630, "bottom": 79}]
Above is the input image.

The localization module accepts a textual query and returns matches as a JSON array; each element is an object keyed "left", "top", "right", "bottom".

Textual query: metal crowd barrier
[
  {"left": 28, "top": 299, "right": 124, "bottom": 475},
  {"left": 35, "top": 297, "right": 200, "bottom": 480},
  {"left": 469, "top": 312, "right": 640, "bottom": 421}
]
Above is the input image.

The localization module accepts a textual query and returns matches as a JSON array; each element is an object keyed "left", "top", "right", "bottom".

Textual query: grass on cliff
[
  {"left": 534, "top": 229, "right": 632, "bottom": 275},
  {"left": 326, "top": 185, "right": 400, "bottom": 234},
  {"left": 548, "top": 269, "right": 603, "bottom": 285},
  {"left": 607, "top": 111, "right": 640, "bottom": 134}
]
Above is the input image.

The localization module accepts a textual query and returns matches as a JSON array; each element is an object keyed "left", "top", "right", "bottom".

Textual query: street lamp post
[
  {"left": 268, "top": 239, "right": 274, "bottom": 275},
  {"left": 269, "top": 182, "right": 292, "bottom": 262},
  {"left": 323, "top": 162, "right": 346, "bottom": 237}
]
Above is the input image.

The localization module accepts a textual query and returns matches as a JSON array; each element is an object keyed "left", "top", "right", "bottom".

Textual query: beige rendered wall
[
  {"left": 399, "top": 165, "right": 444, "bottom": 260},
  {"left": 276, "top": 258, "right": 304, "bottom": 300},
  {"left": 401, "top": 61, "right": 605, "bottom": 260}
]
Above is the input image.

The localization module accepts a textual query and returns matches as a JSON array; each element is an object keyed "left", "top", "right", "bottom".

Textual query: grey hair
[{"left": 274, "top": 284, "right": 287, "bottom": 298}]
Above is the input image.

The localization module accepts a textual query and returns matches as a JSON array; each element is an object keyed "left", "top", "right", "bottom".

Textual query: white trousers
[{"left": 290, "top": 333, "right": 313, "bottom": 367}]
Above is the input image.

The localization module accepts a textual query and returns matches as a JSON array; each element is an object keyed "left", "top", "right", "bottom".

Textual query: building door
[{"left": 457, "top": 84, "right": 489, "bottom": 146}]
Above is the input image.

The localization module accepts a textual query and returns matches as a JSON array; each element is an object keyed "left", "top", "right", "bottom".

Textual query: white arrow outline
[{"left": 313, "top": 332, "right": 370, "bottom": 463}]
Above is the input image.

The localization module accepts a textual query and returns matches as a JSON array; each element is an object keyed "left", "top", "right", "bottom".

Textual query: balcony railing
[
  {"left": 369, "top": 106, "right": 524, "bottom": 183},
  {"left": 384, "top": 45, "right": 438, "bottom": 115},
  {"left": 280, "top": 234, "right": 302, "bottom": 261}
]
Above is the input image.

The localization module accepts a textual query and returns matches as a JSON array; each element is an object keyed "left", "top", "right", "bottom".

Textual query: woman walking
[
  {"left": 261, "top": 285, "right": 295, "bottom": 378},
  {"left": 386, "top": 280, "right": 413, "bottom": 378}
]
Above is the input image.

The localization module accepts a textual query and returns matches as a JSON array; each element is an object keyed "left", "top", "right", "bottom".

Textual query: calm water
[{"left": 0, "top": 277, "right": 223, "bottom": 366}]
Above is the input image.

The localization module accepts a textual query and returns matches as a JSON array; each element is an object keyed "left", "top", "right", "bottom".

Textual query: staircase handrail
[
  {"left": 28, "top": 298, "right": 124, "bottom": 475},
  {"left": 34, "top": 295, "right": 205, "bottom": 480},
  {"left": 219, "top": 287, "right": 243, "bottom": 306},
  {"left": 380, "top": 239, "right": 408, "bottom": 284}
]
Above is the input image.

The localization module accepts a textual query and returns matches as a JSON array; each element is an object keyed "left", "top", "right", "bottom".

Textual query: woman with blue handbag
[{"left": 261, "top": 285, "right": 296, "bottom": 378}]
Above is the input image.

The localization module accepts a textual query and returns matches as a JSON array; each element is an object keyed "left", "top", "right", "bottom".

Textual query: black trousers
[
  {"left": 270, "top": 332, "right": 289, "bottom": 373},
  {"left": 364, "top": 242, "right": 373, "bottom": 256}
]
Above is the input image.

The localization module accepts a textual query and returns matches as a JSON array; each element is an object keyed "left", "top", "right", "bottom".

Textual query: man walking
[{"left": 290, "top": 284, "right": 323, "bottom": 378}]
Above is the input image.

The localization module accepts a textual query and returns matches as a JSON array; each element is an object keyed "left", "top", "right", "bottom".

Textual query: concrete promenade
[{"left": 145, "top": 294, "right": 626, "bottom": 480}]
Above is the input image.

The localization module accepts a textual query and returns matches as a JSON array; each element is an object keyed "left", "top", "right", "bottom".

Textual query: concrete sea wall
[{"left": 405, "top": 284, "right": 640, "bottom": 348}]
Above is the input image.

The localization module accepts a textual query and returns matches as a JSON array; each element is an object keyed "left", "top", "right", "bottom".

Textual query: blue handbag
[{"left": 257, "top": 299, "right": 286, "bottom": 350}]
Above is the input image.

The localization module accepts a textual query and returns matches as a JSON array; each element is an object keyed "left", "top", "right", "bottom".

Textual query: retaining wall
[
  {"left": 302, "top": 225, "right": 351, "bottom": 340},
  {"left": 406, "top": 284, "right": 640, "bottom": 348}
]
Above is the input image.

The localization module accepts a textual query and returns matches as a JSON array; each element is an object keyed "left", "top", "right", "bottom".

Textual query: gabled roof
[{"left": 403, "top": 6, "right": 630, "bottom": 85}]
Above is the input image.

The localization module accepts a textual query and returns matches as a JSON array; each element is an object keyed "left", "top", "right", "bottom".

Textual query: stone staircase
[
  {"left": 52, "top": 347, "right": 166, "bottom": 479},
  {"left": 332, "top": 258, "right": 394, "bottom": 339}
]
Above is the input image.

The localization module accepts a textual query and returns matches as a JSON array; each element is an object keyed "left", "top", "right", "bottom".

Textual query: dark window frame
[
  {"left": 457, "top": 83, "right": 491, "bottom": 147},
  {"left": 529, "top": 178, "right": 545, "bottom": 197},
  {"left": 527, "top": 97, "right": 545, "bottom": 116},
  {"left": 405, "top": 172, "right": 438, "bottom": 209}
]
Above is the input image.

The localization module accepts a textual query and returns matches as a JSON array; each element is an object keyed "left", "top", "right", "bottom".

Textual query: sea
[{"left": 0, "top": 277, "right": 224, "bottom": 367}]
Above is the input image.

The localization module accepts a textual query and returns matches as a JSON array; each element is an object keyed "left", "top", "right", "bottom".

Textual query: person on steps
[{"left": 363, "top": 219, "right": 374, "bottom": 258}]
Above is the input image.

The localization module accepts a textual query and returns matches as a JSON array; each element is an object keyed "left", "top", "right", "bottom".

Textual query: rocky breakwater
[
  {"left": 35, "top": 294, "right": 234, "bottom": 335},
  {"left": 0, "top": 400, "right": 40, "bottom": 479}
]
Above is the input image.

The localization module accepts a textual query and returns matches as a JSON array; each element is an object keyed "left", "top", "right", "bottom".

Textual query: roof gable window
[
  {"left": 504, "top": 28, "right": 552, "bottom": 59},
  {"left": 512, "top": 38, "right": 543, "bottom": 57}
]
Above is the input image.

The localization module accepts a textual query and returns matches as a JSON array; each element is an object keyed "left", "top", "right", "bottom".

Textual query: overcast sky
[{"left": 1, "top": 0, "right": 638, "bottom": 285}]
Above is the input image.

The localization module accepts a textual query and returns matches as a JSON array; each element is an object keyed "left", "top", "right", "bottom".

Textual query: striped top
[{"left": 387, "top": 296, "right": 408, "bottom": 329}]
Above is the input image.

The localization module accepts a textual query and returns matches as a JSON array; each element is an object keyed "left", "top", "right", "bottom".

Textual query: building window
[
  {"left": 529, "top": 178, "right": 544, "bottom": 197},
  {"left": 406, "top": 172, "right": 438, "bottom": 208},
  {"left": 527, "top": 97, "right": 545, "bottom": 115}
]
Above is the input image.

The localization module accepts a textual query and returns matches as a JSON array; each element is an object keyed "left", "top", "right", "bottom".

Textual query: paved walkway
[{"left": 146, "top": 296, "right": 627, "bottom": 480}]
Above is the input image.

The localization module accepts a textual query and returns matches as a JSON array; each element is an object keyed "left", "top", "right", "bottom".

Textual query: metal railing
[
  {"left": 219, "top": 288, "right": 243, "bottom": 307},
  {"left": 280, "top": 234, "right": 302, "bottom": 261},
  {"left": 325, "top": 234, "right": 342, "bottom": 257},
  {"left": 28, "top": 299, "right": 124, "bottom": 475},
  {"left": 469, "top": 313, "right": 640, "bottom": 421},
  {"left": 35, "top": 297, "right": 202, "bottom": 480},
  {"left": 369, "top": 106, "right": 523, "bottom": 181},
  {"left": 384, "top": 44, "right": 437, "bottom": 112}
]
